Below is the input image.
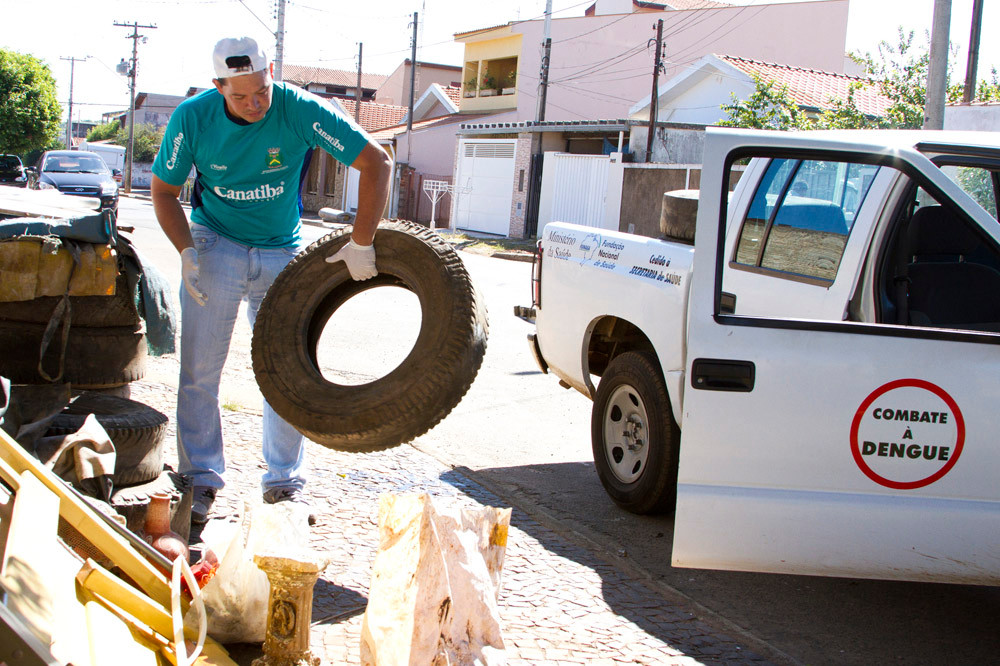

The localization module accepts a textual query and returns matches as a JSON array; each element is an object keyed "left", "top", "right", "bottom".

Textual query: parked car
[
  {"left": 30, "top": 150, "right": 119, "bottom": 214},
  {"left": 0, "top": 154, "right": 27, "bottom": 187}
]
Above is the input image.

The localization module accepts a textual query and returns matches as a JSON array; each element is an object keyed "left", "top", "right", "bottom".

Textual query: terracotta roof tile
[
  {"left": 454, "top": 23, "right": 511, "bottom": 38},
  {"left": 719, "top": 55, "right": 892, "bottom": 116},
  {"left": 282, "top": 64, "right": 388, "bottom": 90},
  {"left": 442, "top": 85, "right": 462, "bottom": 105},
  {"left": 335, "top": 99, "right": 409, "bottom": 132}
]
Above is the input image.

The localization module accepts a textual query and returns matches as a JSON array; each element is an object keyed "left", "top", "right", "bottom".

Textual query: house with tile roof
[
  {"left": 453, "top": 0, "right": 850, "bottom": 123},
  {"left": 281, "top": 64, "right": 387, "bottom": 102},
  {"left": 446, "top": 0, "right": 852, "bottom": 238},
  {"left": 629, "top": 54, "right": 892, "bottom": 127}
]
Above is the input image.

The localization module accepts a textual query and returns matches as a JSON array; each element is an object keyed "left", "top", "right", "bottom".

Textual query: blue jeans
[{"left": 176, "top": 223, "right": 305, "bottom": 493}]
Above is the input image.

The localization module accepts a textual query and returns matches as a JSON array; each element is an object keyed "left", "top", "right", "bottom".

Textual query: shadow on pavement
[{"left": 445, "top": 461, "right": 1000, "bottom": 666}]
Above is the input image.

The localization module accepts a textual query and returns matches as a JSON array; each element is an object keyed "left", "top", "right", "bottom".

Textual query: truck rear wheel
[{"left": 591, "top": 351, "right": 679, "bottom": 514}]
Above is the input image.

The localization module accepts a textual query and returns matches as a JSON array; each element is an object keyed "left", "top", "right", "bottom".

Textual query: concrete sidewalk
[{"left": 129, "top": 373, "right": 774, "bottom": 666}]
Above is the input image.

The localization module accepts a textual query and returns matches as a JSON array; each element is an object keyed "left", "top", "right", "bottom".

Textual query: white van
[{"left": 78, "top": 141, "right": 126, "bottom": 182}]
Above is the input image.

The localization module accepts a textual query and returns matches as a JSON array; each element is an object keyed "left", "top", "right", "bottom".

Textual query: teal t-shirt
[{"left": 152, "top": 82, "right": 369, "bottom": 247}]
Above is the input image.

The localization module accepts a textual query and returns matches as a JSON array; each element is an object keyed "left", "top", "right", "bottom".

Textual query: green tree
[
  {"left": 85, "top": 120, "right": 162, "bottom": 162},
  {"left": 721, "top": 29, "right": 1000, "bottom": 131},
  {"left": 850, "top": 28, "right": 928, "bottom": 128},
  {"left": 717, "top": 76, "right": 801, "bottom": 130},
  {"left": 127, "top": 123, "right": 163, "bottom": 163},
  {"left": 0, "top": 49, "right": 63, "bottom": 155},
  {"left": 86, "top": 120, "right": 120, "bottom": 142}
]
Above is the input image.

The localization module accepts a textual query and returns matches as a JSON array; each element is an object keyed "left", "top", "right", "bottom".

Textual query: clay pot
[{"left": 143, "top": 492, "right": 189, "bottom": 565}]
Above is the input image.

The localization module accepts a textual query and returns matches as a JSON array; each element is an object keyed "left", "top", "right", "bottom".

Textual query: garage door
[{"left": 453, "top": 140, "right": 516, "bottom": 236}]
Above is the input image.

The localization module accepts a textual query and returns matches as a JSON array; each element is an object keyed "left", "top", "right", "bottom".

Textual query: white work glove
[
  {"left": 180, "top": 247, "right": 208, "bottom": 306},
  {"left": 325, "top": 238, "right": 377, "bottom": 281}
]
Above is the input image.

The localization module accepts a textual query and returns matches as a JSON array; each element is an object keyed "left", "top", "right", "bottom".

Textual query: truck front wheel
[{"left": 591, "top": 351, "right": 679, "bottom": 514}]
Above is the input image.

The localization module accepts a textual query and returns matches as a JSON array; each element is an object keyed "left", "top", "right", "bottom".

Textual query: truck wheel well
[{"left": 586, "top": 316, "right": 656, "bottom": 379}]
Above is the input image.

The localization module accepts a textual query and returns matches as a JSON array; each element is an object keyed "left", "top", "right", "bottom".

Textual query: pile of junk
[
  {"left": 0, "top": 186, "right": 515, "bottom": 666},
  {"left": 0, "top": 186, "right": 231, "bottom": 665}
]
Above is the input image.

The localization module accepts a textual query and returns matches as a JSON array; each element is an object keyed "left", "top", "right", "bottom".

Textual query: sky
[{"left": 2, "top": 0, "right": 997, "bottom": 125}]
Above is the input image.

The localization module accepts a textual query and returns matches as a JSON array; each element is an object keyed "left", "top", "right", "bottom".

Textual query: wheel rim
[{"left": 601, "top": 384, "right": 649, "bottom": 484}]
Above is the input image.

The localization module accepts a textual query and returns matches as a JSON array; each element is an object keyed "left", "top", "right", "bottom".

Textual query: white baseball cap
[{"left": 213, "top": 37, "right": 269, "bottom": 79}]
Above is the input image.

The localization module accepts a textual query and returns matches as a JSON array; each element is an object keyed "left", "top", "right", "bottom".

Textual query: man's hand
[
  {"left": 325, "top": 238, "right": 377, "bottom": 281},
  {"left": 180, "top": 247, "right": 208, "bottom": 306}
]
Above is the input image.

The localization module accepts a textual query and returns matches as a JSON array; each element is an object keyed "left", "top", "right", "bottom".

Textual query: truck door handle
[{"left": 690, "top": 358, "right": 755, "bottom": 392}]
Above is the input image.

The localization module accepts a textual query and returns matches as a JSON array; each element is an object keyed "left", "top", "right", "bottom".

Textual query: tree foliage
[
  {"left": 86, "top": 120, "right": 120, "bottom": 142},
  {"left": 85, "top": 120, "right": 163, "bottom": 162},
  {"left": 0, "top": 49, "right": 63, "bottom": 155},
  {"left": 717, "top": 77, "right": 801, "bottom": 130},
  {"left": 720, "top": 28, "right": 1000, "bottom": 131}
]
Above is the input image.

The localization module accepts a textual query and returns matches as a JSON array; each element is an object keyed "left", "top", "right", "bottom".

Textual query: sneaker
[
  {"left": 190, "top": 486, "right": 217, "bottom": 525},
  {"left": 263, "top": 487, "right": 317, "bottom": 526}
]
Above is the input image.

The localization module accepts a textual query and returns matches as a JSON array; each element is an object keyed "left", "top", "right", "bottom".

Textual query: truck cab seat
[{"left": 905, "top": 205, "right": 1000, "bottom": 330}]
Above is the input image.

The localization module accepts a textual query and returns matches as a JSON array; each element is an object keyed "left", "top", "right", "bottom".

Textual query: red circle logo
[{"left": 850, "top": 379, "right": 964, "bottom": 490}]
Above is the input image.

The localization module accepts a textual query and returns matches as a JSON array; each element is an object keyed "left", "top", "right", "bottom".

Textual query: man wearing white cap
[{"left": 151, "top": 36, "right": 392, "bottom": 526}]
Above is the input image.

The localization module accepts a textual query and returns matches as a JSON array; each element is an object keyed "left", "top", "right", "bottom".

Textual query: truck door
[{"left": 673, "top": 128, "right": 1000, "bottom": 584}]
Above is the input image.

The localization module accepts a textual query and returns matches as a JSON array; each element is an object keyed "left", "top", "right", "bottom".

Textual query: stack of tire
[
  {"left": 0, "top": 270, "right": 147, "bottom": 391},
  {"left": 0, "top": 265, "right": 190, "bottom": 540}
]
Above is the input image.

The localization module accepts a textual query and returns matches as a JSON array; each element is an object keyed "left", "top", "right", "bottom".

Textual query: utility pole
[
  {"left": 114, "top": 21, "right": 156, "bottom": 194},
  {"left": 354, "top": 43, "right": 363, "bottom": 123},
  {"left": 525, "top": 0, "right": 553, "bottom": 238},
  {"left": 60, "top": 56, "right": 88, "bottom": 149},
  {"left": 535, "top": 0, "right": 553, "bottom": 122},
  {"left": 406, "top": 12, "right": 418, "bottom": 136},
  {"left": 274, "top": 0, "right": 286, "bottom": 81},
  {"left": 342, "top": 42, "right": 364, "bottom": 212},
  {"left": 962, "top": 0, "right": 985, "bottom": 103},
  {"left": 646, "top": 19, "right": 664, "bottom": 162},
  {"left": 923, "top": 0, "right": 951, "bottom": 129}
]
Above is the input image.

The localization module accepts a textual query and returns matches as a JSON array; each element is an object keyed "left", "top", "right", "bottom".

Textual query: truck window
[
  {"left": 938, "top": 164, "right": 999, "bottom": 220},
  {"left": 883, "top": 185, "right": 1000, "bottom": 332},
  {"left": 733, "top": 158, "right": 878, "bottom": 283}
]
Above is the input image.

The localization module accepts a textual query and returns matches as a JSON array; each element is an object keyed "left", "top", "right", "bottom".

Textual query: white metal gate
[
  {"left": 544, "top": 153, "right": 610, "bottom": 229},
  {"left": 453, "top": 139, "right": 517, "bottom": 235}
]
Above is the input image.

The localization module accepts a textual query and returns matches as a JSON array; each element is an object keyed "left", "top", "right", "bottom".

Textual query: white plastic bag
[
  {"left": 360, "top": 493, "right": 512, "bottom": 666},
  {"left": 186, "top": 500, "right": 311, "bottom": 643}
]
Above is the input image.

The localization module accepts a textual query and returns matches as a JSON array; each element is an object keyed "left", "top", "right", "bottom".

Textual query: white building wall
[
  {"left": 944, "top": 104, "right": 1000, "bottom": 131},
  {"left": 507, "top": 0, "right": 849, "bottom": 122}
]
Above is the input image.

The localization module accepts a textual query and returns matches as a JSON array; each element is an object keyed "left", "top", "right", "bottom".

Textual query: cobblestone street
[{"left": 130, "top": 372, "right": 773, "bottom": 666}]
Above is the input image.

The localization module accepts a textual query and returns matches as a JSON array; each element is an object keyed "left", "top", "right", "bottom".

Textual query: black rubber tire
[
  {"left": 0, "top": 272, "right": 140, "bottom": 327},
  {"left": 0, "top": 321, "right": 146, "bottom": 387},
  {"left": 591, "top": 351, "right": 679, "bottom": 515},
  {"left": 110, "top": 469, "right": 193, "bottom": 545},
  {"left": 45, "top": 391, "right": 167, "bottom": 487},
  {"left": 252, "top": 220, "right": 489, "bottom": 452}
]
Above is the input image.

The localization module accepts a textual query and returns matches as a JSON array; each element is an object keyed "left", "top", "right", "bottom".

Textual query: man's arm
[
  {"left": 348, "top": 140, "right": 393, "bottom": 245},
  {"left": 152, "top": 174, "right": 207, "bottom": 304},
  {"left": 151, "top": 175, "right": 195, "bottom": 253}
]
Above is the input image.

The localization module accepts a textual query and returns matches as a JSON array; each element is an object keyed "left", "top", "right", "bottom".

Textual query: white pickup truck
[{"left": 520, "top": 127, "right": 1000, "bottom": 585}]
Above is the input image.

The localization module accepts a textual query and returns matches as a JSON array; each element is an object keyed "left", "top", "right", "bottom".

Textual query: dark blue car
[{"left": 31, "top": 150, "right": 119, "bottom": 214}]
